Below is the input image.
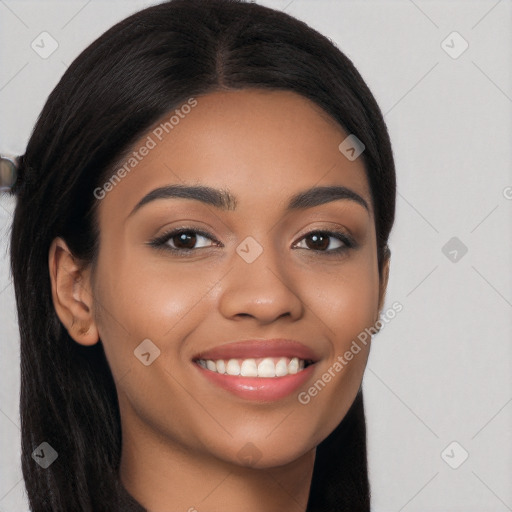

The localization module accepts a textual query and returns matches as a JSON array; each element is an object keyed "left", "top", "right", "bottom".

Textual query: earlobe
[{"left": 48, "top": 237, "right": 99, "bottom": 346}]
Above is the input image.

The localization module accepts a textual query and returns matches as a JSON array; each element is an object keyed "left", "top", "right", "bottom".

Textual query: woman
[{"left": 7, "top": 0, "right": 395, "bottom": 510}]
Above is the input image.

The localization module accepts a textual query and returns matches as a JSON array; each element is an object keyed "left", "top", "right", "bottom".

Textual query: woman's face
[{"left": 74, "top": 89, "right": 388, "bottom": 468}]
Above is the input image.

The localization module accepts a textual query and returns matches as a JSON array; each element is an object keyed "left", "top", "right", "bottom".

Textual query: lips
[
  {"left": 193, "top": 338, "right": 319, "bottom": 362},
  {"left": 192, "top": 339, "right": 320, "bottom": 401}
]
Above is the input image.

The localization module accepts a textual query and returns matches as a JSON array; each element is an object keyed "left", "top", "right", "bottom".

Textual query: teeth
[
  {"left": 258, "top": 358, "right": 276, "bottom": 377},
  {"left": 226, "top": 359, "right": 240, "bottom": 376},
  {"left": 288, "top": 357, "right": 299, "bottom": 374},
  {"left": 275, "top": 358, "right": 288, "bottom": 376},
  {"left": 216, "top": 359, "right": 226, "bottom": 374},
  {"left": 240, "top": 359, "right": 258, "bottom": 377},
  {"left": 197, "top": 356, "right": 309, "bottom": 378}
]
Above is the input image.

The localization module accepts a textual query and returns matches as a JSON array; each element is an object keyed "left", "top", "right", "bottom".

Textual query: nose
[{"left": 217, "top": 238, "right": 305, "bottom": 325}]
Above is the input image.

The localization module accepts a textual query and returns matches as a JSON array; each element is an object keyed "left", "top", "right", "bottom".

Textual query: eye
[
  {"left": 148, "top": 227, "right": 221, "bottom": 254},
  {"left": 293, "top": 230, "right": 354, "bottom": 254},
  {"left": 148, "top": 227, "right": 356, "bottom": 257}
]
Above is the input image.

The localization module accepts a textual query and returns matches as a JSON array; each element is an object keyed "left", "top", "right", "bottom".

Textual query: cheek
[
  {"left": 309, "top": 256, "right": 380, "bottom": 348},
  {"left": 301, "top": 253, "right": 379, "bottom": 395},
  {"left": 292, "top": 261, "right": 378, "bottom": 445},
  {"left": 93, "top": 249, "right": 226, "bottom": 382}
]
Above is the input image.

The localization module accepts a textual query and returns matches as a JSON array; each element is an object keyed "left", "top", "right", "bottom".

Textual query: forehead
[{"left": 97, "top": 88, "right": 372, "bottom": 223}]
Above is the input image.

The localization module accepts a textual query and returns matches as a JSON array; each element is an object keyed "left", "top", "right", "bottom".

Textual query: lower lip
[{"left": 195, "top": 363, "right": 315, "bottom": 402}]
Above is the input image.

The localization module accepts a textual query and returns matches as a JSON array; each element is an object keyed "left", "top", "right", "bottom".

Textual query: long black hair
[{"left": 8, "top": 1, "right": 395, "bottom": 510}]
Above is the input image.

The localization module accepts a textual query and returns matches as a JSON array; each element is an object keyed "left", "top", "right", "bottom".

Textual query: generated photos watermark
[
  {"left": 93, "top": 97, "right": 198, "bottom": 200},
  {"left": 298, "top": 301, "right": 403, "bottom": 405}
]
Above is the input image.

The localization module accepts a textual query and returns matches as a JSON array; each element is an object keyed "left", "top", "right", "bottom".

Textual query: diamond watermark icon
[
  {"left": 236, "top": 236, "right": 263, "bottom": 263},
  {"left": 134, "top": 338, "right": 161, "bottom": 366},
  {"left": 441, "top": 31, "right": 468, "bottom": 59},
  {"left": 441, "top": 441, "right": 469, "bottom": 469},
  {"left": 237, "top": 442, "right": 262, "bottom": 466},
  {"left": 32, "top": 442, "right": 58, "bottom": 469},
  {"left": 338, "top": 134, "right": 365, "bottom": 161},
  {"left": 31, "top": 31, "right": 59, "bottom": 59},
  {"left": 442, "top": 236, "right": 468, "bottom": 263}
]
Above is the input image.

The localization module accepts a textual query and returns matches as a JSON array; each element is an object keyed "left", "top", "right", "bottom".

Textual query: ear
[
  {"left": 48, "top": 237, "right": 99, "bottom": 346},
  {"left": 377, "top": 246, "right": 391, "bottom": 316}
]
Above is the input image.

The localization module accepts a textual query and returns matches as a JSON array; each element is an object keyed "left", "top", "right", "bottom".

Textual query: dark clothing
[{"left": 116, "top": 479, "right": 147, "bottom": 511}]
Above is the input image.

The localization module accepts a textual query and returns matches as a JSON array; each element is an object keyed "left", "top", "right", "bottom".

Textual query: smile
[{"left": 196, "top": 356, "right": 312, "bottom": 378}]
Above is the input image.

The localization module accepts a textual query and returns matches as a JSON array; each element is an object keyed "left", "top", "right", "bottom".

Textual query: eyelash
[{"left": 147, "top": 226, "right": 356, "bottom": 258}]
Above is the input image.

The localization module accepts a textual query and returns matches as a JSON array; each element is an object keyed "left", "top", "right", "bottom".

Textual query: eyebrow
[{"left": 127, "top": 184, "right": 369, "bottom": 219}]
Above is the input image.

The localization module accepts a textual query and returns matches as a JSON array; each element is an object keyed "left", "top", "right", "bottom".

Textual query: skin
[{"left": 49, "top": 89, "right": 390, "bottom": 512}]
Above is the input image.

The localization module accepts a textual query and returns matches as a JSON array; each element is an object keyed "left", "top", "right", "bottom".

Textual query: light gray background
[{"left": 1, "top": 1, "right": 511, "bottom": 511}]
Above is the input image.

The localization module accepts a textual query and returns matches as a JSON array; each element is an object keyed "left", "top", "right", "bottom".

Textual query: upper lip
[{"left": 193, "top": 339, "right": 320, "bottom": 362}]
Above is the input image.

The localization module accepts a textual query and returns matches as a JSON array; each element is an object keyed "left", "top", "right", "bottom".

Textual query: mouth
[
  {"left": 195, "top": 356, "right": 315, "bottom": 378},
  {"left": 192, "top": 339, "right": 319, "bottom": 401}
]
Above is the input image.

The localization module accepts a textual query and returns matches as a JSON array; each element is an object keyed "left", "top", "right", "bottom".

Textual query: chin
[{"left": 214, "top": 435, "right": 316, "bottom": 471}]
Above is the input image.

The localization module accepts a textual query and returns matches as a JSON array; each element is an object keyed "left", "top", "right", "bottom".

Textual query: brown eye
[
  {"left": 148, "top": 227, "right": 220, "bottom": 254},
  {"left": 303, "top": 233, "right": 330, "bottom": 251},
  {"left": 171, "top": 231, "right": 199, "bottom": 250},
  {"left": 294, "top": 230, "right": 353, "bottom": 253}
]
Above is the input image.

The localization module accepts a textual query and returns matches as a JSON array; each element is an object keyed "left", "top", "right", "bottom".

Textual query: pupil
[
  {"left": 174, "top": 232, "right": 196, "bottom": 249},
  {"left": 308, "top": 233, "right": 328, "bottom": 250}
]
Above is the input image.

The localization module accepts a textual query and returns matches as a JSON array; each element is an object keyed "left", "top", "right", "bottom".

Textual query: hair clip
[{"left": 0, "top": 155, "right": 19, "bottom": 192}]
